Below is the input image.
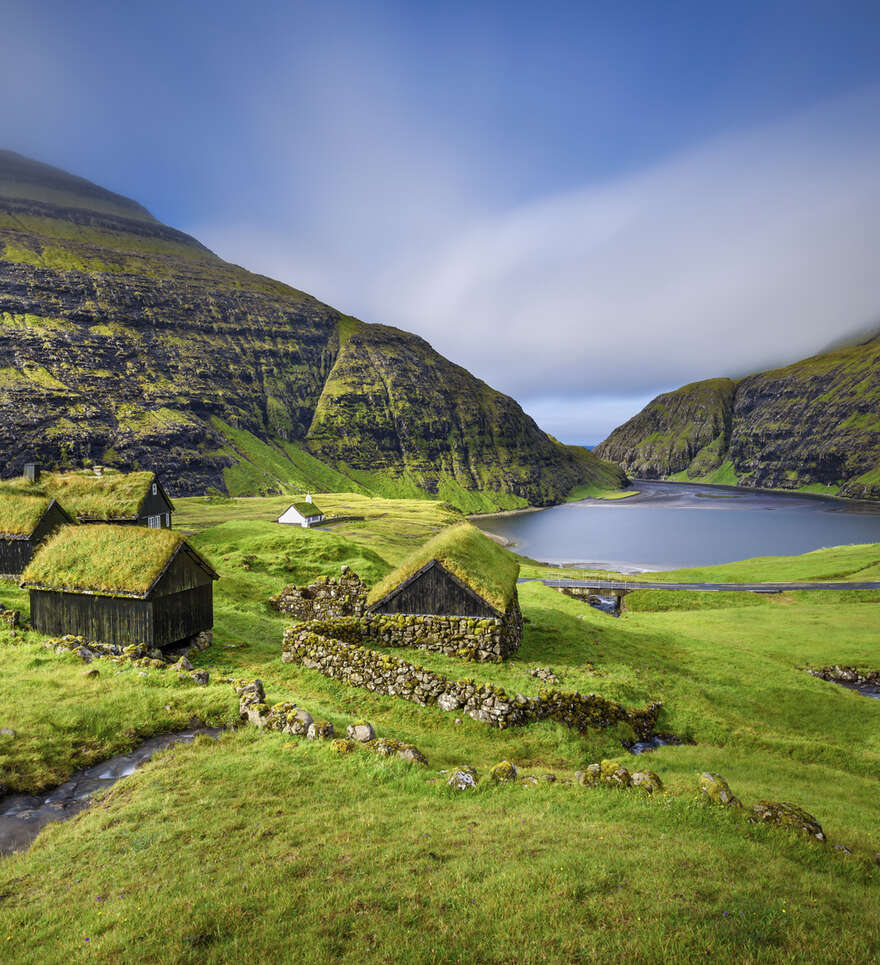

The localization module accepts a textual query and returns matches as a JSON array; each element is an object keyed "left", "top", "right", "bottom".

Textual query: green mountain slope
[
  {"left": 0, "top": 150, "right": 624, "bottom": 509},
  {"left": 595, "top": 335, "right": 880, "bottom": 498}
]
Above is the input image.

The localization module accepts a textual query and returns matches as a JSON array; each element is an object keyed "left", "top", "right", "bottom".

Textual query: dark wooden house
[
  {"left": 40, "top": 469, "right": 175, "bottom": 528},
  {"left": 23, "top": 525, "right": 218, "bottom": 648},
  {"left": 366, "top": 522, "right": 520, "bottom": 619},
  {"left": 0, "top": 494, "right": 73, "bottom": 577}
]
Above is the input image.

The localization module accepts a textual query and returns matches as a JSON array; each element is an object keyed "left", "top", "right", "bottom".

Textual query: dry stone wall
[
  {"left": 282, "top": 624, "right": 659, "bottom": 736},
  {"left": 269, "top": 566, "right": 368, "bottom": 620}
]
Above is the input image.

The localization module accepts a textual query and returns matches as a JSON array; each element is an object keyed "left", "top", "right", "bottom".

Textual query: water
[
  {"left": 0, "top": 727, "right": 222, "bottom": 855},
  {"left": 480, "top": 481, "right": 880, "bottom": 570}
]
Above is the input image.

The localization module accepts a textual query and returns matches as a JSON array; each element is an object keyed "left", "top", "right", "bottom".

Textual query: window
[
  {"left": 151, "top": 483, "right": 158, "bottom": 495},
  {"left": 166, "top": 513, "right": 171, "bottom": 528},
  {"left": 148, "top": 515, "right": 162, "bottom": 529}
]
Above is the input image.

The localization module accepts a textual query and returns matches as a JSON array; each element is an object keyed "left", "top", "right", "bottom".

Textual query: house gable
[{"left": 369, "top": 559, "right": 499, "bottom": 618}]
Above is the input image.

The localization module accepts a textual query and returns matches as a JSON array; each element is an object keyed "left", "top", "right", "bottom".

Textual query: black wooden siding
[
  {"left": 29, "top": 544, "right": 215, "bottom": 647},
  {"left": 136, "top": 485, "right": 174, "bottom": 526},
  {"left": 372, "top": 561, "right": 498, "bottom": 618},
  {"left": 0, "top": 502, "right": 71, "bottom": 576}
]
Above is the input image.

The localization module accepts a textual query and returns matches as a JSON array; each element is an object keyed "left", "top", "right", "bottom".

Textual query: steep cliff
[
  {"left": 595, "top": 335, "right": 880, "bottom": 498},
  {"left": 0, "top": 150, "right": 624, "bottom": 509}
]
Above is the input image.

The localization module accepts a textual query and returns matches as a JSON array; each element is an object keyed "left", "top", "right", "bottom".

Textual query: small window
[
  {"left": 147, "top": 515, "right": 162, "bottom": 529},
  {"left": 166, "top": 513, "right": 171, "bottom": 528},
  {"left": 152, "top": 483, "right": 158, "bottom": 495}
]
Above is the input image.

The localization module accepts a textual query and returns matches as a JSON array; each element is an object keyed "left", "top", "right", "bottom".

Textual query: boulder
[
  {"left": 332, "top": 738, "right": 357, "bottom": 754},
  {"left": 243, "top": 702, "right": 271, "bottom": 728},
  {"left": 599, "top": 759, "right": 631, "bottom": 787},
  {"left": 307, "top": 720, "right": 335, "bottom": 740},
  {"left": 447, "top": 766, "right": 479, "bottom": 791},
  {"left": 74, "top": 646, "right": 96, "bottom": 663},
  {"left": 631, "top": 771, "right": 663, "bottom": 794},
  {"left": 189, "top": 669, "right": 210, "bottom": 686},
  {"left": 750, "top": 801, "right": 826, "bottom": 842},
  {"left": 699, "top": 772, "right": 742, "bottom": 807},
  {"left": 397, "top": 744, "right": 428, "bottom": 766},
  {"left": 82, "top": 668, "right": 100, "bottom": 678},
  {"left": 346, "top": 721, "right": 376, "bottom": 743},
  {"left": 284, "top": 708, "right": 313, "bottom": 736},
  {"left": 235, "top": 679, "right": 266, "bottom": 707},
  {"left": 369, "top": 737, "right": 402, "bottom": 757},
  {"left": 173, "top": 656, "right": 194, "bottom": 672},
  {"left": 575, "top": 764, "right": 601, "bottom": 787},
  {"left": 489, "top": 760, "right": 518, "bottom": 783},
  {"left": 0, "top": 728, "right": 15, "bottom": 738}
]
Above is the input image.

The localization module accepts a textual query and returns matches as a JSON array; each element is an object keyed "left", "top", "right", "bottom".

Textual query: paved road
[{"left": 520, "top": 578, "right": 880, "bottom": 593}]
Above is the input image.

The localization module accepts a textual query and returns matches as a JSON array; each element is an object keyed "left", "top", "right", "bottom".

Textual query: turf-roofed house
[
  {"left": 39, "top": 467, "right": 174, "bottom": 528},
  {"left": 0, "top": 481, "right": 73, "bottom": 577},
  {"left": 22, "top": 525, "right": 218, "bottom": 649},
  {"left": 367, "top": 523, "right": 523, "bottom": 658},
  {"left": 277, "top": 496, "right": 325, "bottom": 528}
]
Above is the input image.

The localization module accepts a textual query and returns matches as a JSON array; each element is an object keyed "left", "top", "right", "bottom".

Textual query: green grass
[
  {"left": 39, "top": 469, "right": 157, "bottom": 520},
  {"left": 22, "top": 525, "right": 200, "bottom": 596},
  {"left": 0, "top": 503, "right": 878, "bottom": 963},
  {"left": 366, "top": 522, "right": 519, "bottom": 612},
  {"left": 565, "top": 485, "right": 638, "bottom": 501},
  {"left": 0, "top": 483, "right": 53, "bottom": 536}
]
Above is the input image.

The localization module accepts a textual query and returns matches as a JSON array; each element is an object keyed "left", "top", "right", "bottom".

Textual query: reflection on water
[{"left": 480, "top": 481, "right": 880, "bottom": 570}]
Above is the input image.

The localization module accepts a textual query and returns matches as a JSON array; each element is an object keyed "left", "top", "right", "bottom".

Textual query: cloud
[{"left": 194, "top": 86, "right": 880, "bottom": 440}]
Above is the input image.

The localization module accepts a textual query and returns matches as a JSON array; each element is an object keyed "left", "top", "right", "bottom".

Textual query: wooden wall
[
  {"left": 0, "top": 538, "right": 33, "bottom": 575},
  {"left": 373, "top": 561, "right": 497, "bottom": 618}
]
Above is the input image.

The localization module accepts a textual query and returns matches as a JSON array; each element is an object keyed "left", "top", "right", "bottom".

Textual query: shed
[
  {"left": 22, "top": 525, "right": 218, "bottom": 648},
  {"left": 0, "top": 486, "right": 73, "bottom": 576},
  {"left": 40, "top": 469, "right": 174, "bottom": 528},
  {"left": 277, "top": 499, "right": 325, "bottom": 528},
  {"left": 367, "top": 522, "right": 520, "bottom": 619}
]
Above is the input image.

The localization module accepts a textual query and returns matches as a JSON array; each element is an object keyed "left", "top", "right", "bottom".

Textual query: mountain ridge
[
  {"left": 595, "top": 334, "right": 880, "bottom": 499},
  {"left": 0, "top": 150, "right": 625, "bottom": 510}
]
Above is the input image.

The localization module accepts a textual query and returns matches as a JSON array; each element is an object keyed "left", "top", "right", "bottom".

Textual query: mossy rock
[
  {"left": 751, "top": 801, "right": 826, "bottom": 842},
  {"left": 446, "top": 766, "right": 479, "bottom": 791},
  {"left": 307, "top": 720, "right": 335, "bottom": 740},
  {"left": 331, "top": 738, "right": 357, "bottom": 755},
  {"left": 397, "top": 744, "right": 428, "bottom": 766},
  {"left": 631, "top": 771, "right": 663, "bottom": 794},
  {"left": 699, "top": 772, "right": 742, "bottom": 808},
  {"left": 599, "top": 759, "right": 631, "bottom": 787},
  {"left": 575, "top": 764, "right": 601, "bottom": 787},
  {"left": 489, "top": 760, "right": 518, "bottom": 783}
]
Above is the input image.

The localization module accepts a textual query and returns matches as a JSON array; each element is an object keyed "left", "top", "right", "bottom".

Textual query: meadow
[{"left": 0, "top": 493, "right": 877, "bottom": 963}]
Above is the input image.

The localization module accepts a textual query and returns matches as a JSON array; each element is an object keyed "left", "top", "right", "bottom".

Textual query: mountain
[
  {"left": 595, "top": 334, "right": 880, "bottom": 499},
  {"left": 0, "top": 150, "right": 624, "bottom": 511}
]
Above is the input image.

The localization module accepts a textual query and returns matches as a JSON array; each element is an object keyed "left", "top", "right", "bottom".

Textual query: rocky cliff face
[
  {"left": 595, "top": 336, "right": 880, "bottom": 499},
  {"left": 0, "top": 150, "right": 624, "bottom": 508}
]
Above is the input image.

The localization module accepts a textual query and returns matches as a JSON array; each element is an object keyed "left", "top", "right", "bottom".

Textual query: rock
[
  {"left": 331, "top": 738, "right": 357, "bottom": 754},
  {"left": 244, "top": 703, "right": 271, "bottom": 728},
  {"left": 833, "top": 844, "right": 853, "bottom": 854},
  {"left": 447, "top": 766, "right": 479, "bottom": 791},
  {"left": 189, "top": 669, "right": 210, "bottom": 686},
  {"left": 235, "top": 679, "right": 266, "bottom": 706},
  {"left": 575, "top": 765, "right": 601, "bottom": 787},
  {"left": 74, "top": 645, "right": 96, "bottom": 663},
  {"left": 521, "top": 776, "right": 540, "bottom": 786},
  {"left": 489, "top": 760, "right": 518, "bottom": 783},
  {"left": 283, "top": 708, "right": 313, "bottom": 736},
  {"left": 0, "top": 728, "right": 16, "bottom": 738},
  {"left": 307, "top": 720, "right": 335, "bottom": 740},
  {"left": 540, "top": 773, "right": 557, "bottom": 783},
  {"left": 82, "top": 668, "right": 100, "bottom": 678},
  {"left": 346, "top": 721, "right": 376, "bottom": 743},
  {"left": 173, "top": 656, "right": 194, "bottom": 672},
  {"left": 369, "top": 737, "right": 402, "bottom": 757},
  {"left": 750, "top": 801, "right": 826, "bottom": 842},
  {"left": 599, "top": 759, "right": 631, "bottom": 788},
  {"left": 397, "top": 744, "right": 428, "bottom": 766},
  {"left": 438, "top": 693, "right": 462, "bottom": 712},
  {"left": 630, "top": 771, "right": 663, "bottom": 794},
  {"left": 699, "top": 772, "right": 742, "bottom": 807}
]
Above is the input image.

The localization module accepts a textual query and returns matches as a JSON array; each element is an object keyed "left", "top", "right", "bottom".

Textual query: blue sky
[{"left": 4, "top": 1, "right": 880, "bottom": 442}]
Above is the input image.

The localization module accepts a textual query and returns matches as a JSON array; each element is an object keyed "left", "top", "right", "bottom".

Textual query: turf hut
[
  {"left": 0, "top": 484, "right": 73, "bottom": 577},
  {"left": 277, "top": 497, "right": 325, "bottom": 528},
  {"left": 23, "top": 525, "right": 217, "bottom": 649},
  {"left": 367, "top": 523, "right": 522, "bottom": 657},
  {"left": 41, "top": 469, "right": 174, "bottom": 528}
]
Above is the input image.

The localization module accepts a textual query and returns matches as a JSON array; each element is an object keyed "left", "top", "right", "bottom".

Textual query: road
[{"left": 520, "top": 578, "right": 880, "bottom": 593}]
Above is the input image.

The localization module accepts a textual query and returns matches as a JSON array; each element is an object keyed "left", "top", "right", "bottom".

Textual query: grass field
[{"left": 0, "top": 495, "right": 878, "bottom": 963}]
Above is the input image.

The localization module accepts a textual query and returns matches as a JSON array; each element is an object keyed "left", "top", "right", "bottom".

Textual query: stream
[{"left": 0, "top": 726, "right": 222, "bottom": 855}]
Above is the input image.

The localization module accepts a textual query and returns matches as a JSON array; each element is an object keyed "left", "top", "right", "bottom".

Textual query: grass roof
[
  {"left": 290, "top": 501, "right": 323, "bottom": 517},
  {"left": 40, "top": 470, "right": 157, "bottom": 520},
  {"left": 22, "top": 524, "right": 193, "bottom": 596},
  {"left": 0, "top": 481, "right": 54, "bottom": 537},
  {"left": 366, "top": 522, "right": 519, "bottom": 613}
]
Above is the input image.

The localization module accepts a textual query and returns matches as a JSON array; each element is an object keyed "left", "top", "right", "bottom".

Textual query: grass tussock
[
  {"left": 366, "top": 521, "right": 519, "bottom": 612},
  {"left": 22, "top": 524, "right": 188, "bottom": 596}
]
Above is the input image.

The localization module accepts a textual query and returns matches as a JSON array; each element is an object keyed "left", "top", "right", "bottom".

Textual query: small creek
[{"left": 0, "top": 727, "right": 222, "bottom": 856}]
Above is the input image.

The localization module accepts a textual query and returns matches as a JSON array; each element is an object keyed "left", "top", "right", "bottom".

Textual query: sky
[{"left": 3, "top": 0, "right": 880, "bottom": 444}]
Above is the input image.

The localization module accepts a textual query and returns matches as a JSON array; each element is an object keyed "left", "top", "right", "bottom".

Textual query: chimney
[
  {"left": 23, "top": 463, "right": 39, "bottom": 483},
  {"left": 306, "top": 492, "right": 312, "bottom": 503}
]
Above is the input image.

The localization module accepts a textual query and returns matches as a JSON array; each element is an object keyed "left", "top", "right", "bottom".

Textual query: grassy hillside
[
  {"left": 0, "top": 150, "right": 624, "bottom": 512},
  {"left": 0, "top": 499, "right": 877, "bottom": 962},
  {"left": 595, "top": 333, "right": 880, "bottom": 498}
]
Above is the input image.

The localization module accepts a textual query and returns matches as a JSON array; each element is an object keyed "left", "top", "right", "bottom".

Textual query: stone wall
[
  {"left": 282, "top": 624, "right": 659, "bottom": 736},
  {"left": 269, "top": 566, "right": 368, "bottom": 620}
]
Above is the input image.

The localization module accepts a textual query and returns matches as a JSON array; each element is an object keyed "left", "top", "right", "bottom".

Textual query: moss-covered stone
[
  {"left": 446, "top": 766, "right": 479, "bottom": 791},
  {"left": 699, "top": 772, "right": 742, "bottom": 808},
  {"left": 750, "top": 801, "right": 826, "bottom": 842},
  {"left": 489, "top": 760, "right": 518, "bottom": 783}
]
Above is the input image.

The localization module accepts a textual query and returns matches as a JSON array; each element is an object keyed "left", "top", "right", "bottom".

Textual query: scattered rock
[
  {"left": 307, "top": 720, "right": 335, "bottom": 740},
  {"left": 699, "top": 772, "right": 742, "bottom": 807},
  {"left": 521, "top": 776, "right": 540, "bottom": 787},
  {"left": 332, "top": 738, "right": 357, "bottom": 754},
  {"left": 0, "top": 728, "right": 16, "bottom": 738},
  {"left": 575, "top": 764, "right": 601, "bottom": 787},
  {"left": 243, "top": 703, "right": 271, "bottom": 728},
  {"left": 599, "top": 759, "right": 631, "bottom": 788},
  {"left": 833, "top": 844, "right": 853, "bottom": 855},
  {"left": 527, "top": 667, "right": 560, "bottom": 684},
  {"left": 447, "top": 766, "right": 479, "bottom": 790},
  {"left": 173, "top": 656, "right": 194, "bottom": 672},
  {"left": 82, "top": 668, "right": 99, "bottom": 678},
  {"left": 631, "top": 771, "right": 663, "bottom": 794},
  {"left": 540, "top": 773, "right": 556, "bottom": 783},
  {"left": 489, "top": 760, "right": 518, "bottom": 783},
  {"left": 189, "top": 669, "right": 210, "bottom": 686},
  {"left": 285, "top": 709, "right": 313, "bottom": 736},
  {"left": 397, "top": 744, "right": 428, "bottom": 766},
  {"left": 74, "top": 645, "right": 96, "bottom": 663},
  {"left": 346, "top": 721, "right": 376, "bottom": 743},
  {"left": 750, "top": 801, "right": 826, "bottom": 842}
]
